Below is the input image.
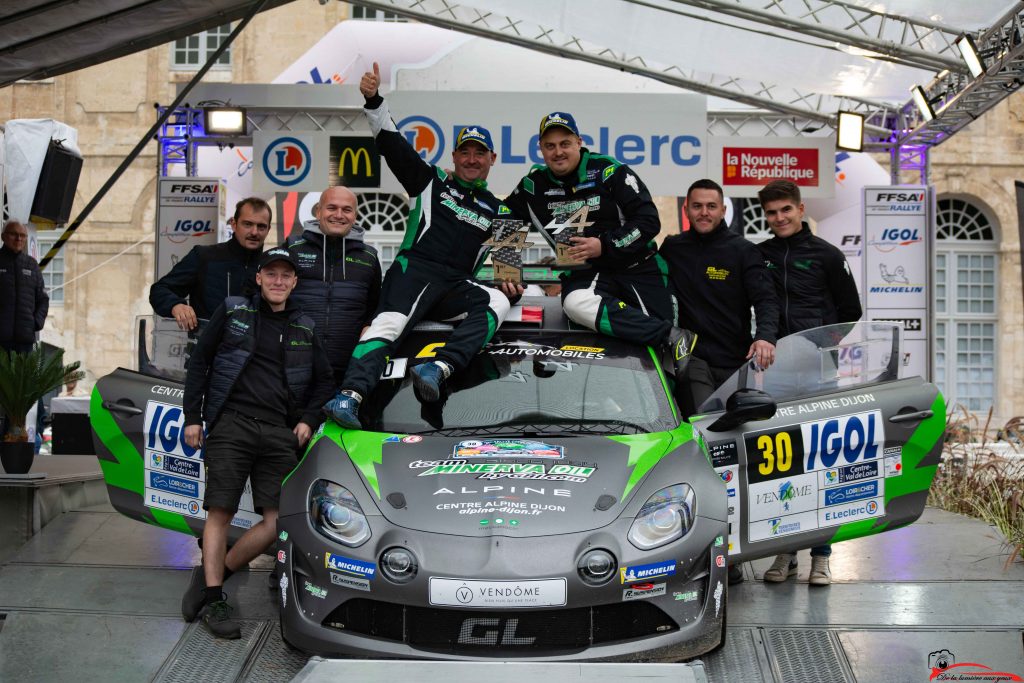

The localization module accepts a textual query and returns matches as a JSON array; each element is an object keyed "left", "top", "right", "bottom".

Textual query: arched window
[
  {"left": 359, "top": 193, "right": 410, "bottom": 270},
  {"left": 934, "top": 196, "right": 999, "bottom": 412},
  {"left": 735, "top": 198, "right": 772, "bottom": 243}
]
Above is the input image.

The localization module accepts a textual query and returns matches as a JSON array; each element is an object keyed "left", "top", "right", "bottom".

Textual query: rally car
[{"left": 90, "top": 298, "right": 945, "bottom": 661}]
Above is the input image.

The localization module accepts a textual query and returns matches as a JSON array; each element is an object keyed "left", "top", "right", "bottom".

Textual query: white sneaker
[
  {"left": 763, "top": 553, "right": 797, "bottom": 582},
  {"left": 809, "top": 555, "right": 831, "bottom": 586}
]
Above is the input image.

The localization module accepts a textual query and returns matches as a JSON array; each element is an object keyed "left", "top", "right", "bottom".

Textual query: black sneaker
[
  {"left": 411, "top": 361, "right": 451, "bottom": 403},
  {"left": 728, "top": 564, "right": 745, "bottom": 585},
  {"left": 199, "top": 599, "right": 241, "bottom": 639},
  {"left": 666, "top": 327, "right": 697, "bottom": 376},
  {"left": 180, "top": 566, "right": 206, "bottom": 622}
]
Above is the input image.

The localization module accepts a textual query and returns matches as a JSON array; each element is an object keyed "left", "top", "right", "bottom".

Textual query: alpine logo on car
[{"left": 620, "top": 561, "right": 676, "bottom": 584}]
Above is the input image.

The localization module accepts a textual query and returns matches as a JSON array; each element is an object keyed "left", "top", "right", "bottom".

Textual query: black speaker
[{"left": 30, "top": 141, "right": 83, "bottom": 225}]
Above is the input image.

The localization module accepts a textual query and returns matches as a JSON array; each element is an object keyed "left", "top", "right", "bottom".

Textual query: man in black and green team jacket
[
  {"left": 502, "top": 112, "right": 692, "bottom": 373},
  {"left": 180, "top": 248, "right": 334, "bottom": 639},
  {"left": 325, "top": 62, "right": 511, "bottom": 429}
]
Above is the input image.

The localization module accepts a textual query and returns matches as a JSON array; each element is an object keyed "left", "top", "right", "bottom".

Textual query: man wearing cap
[
  {"left": 179, "top": 247, "right": 334, "bottom": 639},
  {"left": 503, "top": 112, "right": 691, "bottom": 372},
  {"left": 325, "top": 62, "right": 511, "bottom": 429}
]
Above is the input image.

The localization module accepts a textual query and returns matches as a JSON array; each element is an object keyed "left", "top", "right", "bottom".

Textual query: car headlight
[
  {"left": 309, "top": 479, "right": 371, "bottom": 547},
  {"left": 627, "top": 484, "right": 696, "bottom": 550}
]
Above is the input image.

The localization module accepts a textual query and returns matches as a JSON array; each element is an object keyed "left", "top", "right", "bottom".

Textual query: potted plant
[{"left": 0, "top": 346, "right": 83, "bottom": 474}]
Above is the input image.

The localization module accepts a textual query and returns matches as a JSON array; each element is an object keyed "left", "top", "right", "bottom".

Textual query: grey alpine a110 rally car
[{"left": 90, "top": 298, "right": 944, "bottom": 661}]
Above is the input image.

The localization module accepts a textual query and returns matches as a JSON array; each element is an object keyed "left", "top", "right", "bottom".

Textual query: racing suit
[
  {"left": 503, "top": 150, "right": 674, "bottom": 345},
  {"left": 285, "top": 221, "right": 381, "bottom": 381},
  {"left": 338, "top": 95, "right": 511, "bottom": 399},
  {"left": 660, "top": 221, "right": 778, "bottom": 415}
]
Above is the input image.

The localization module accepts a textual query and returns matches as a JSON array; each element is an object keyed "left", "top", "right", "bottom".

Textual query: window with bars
[
  {"left": 350, "top": 4, "right": 404, "bottom": 21},
  {"left": 933, "top": 196, "right": 998, "bottom": 412},
  {"left": 736, "top": 198, "right": 772, "bottom": 243},
  {"left": 35, "top": 233, "right": 64, "bottom": 304},
  {"left": 171, "top": 24, "right": 232, "bottom": 69}
]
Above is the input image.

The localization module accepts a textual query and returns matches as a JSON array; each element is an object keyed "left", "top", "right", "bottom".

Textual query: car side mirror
[{"left": 705, "top": 388, "right": 776, "bottom": 432}]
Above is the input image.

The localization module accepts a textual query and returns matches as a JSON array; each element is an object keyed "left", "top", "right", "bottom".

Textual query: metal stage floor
[{"left": 0, "top": 499, "right": 1021, "bottom": 682}]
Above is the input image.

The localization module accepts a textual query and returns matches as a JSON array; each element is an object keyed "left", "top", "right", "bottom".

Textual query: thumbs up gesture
[{"left": 360, "top": 62, "right": 381, "bottom": 99}]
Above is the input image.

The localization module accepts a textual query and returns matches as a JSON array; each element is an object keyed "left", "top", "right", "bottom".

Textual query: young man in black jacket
[
  {"left": 149, "top": 198, "right": 272, "bottom": 331},
  {"left": 503, "top": 112, "right": 691, "bottom": 371},
  {"left": 660, "top": 180, "right": 779, "bottom": 417},
  {"left": 757, "top": 179, "right": 862, "bottom": 587},
  {"left": 179, "top": 248, "right": 334, "bottom": 639},
  {"left": 0, "top": 220, "right": 49, "bottom": 354},
  {"left": 285, "top": 186, "right": 381, "bottom": 381},
  {"left": 326, "top": 63, "right": 511, "bottom": 428}
]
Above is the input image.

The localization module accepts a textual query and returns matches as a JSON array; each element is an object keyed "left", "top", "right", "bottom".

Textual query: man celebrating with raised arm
[
  {"left": 325, "top": 62, "right": 511, "bottom": 429},
  {"left": 503, "top": 112, "right": 692, "bottom": 373}
]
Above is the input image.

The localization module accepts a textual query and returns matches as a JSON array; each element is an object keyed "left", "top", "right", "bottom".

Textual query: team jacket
[
  {"left": 0, "top": 246, "right": 49, "bottom": 345},
  {"left": 363, "top": 95, "right": 508, "bottom": 275},
  {"left": 758, "top": 223, "right": 862, "bottom": 337},
  {"left": 183, "top": 294, "right": 334, "bottom": 430},
  {"left": 660, "top": 223, "right": 779, "bottom": 368},
  {"left": 149, "top": 238, "right": 260, "bottom": 321},
  {"left": 285, "top": 222, "right": 382, "bottom": 374},
  {"left": 503, "top": 149, "right": 660, "bottom": 270}
]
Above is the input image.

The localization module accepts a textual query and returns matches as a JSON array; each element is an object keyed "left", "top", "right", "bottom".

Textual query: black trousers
[
  {"left": 340, "top": 257, "right": 510, "bottom": 397},
  {"left": 678, "top": 356, "right": 738, "bottom": 418},
  {"left": 560, "top": 256, "right": 674, "bottom": 346}
]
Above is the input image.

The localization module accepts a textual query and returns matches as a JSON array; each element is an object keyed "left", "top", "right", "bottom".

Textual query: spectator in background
[
  {"left": 0, "top": 220, "right": 49, "bottom": 354},
  {"left": 149, "top": 198, "right": 272, "bottom": 332}
]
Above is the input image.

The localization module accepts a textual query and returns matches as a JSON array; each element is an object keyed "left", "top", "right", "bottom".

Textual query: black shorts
[{"left": 203, "top": 411, "right": 299, "bottom": 514}]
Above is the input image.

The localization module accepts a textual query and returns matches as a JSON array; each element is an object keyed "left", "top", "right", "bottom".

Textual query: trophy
[
  {"left": 484, "top": 219, "right": 534, "bottom": 284},
  {"left": 551, "top": 204, "right": 595, "bottom": 268}
]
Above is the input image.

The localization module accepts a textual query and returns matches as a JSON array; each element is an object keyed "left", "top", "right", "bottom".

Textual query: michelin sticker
[
  {"left": 620, "top": 560, "right": 676, "bottom": 584},
  {"left": 324, "top": 552, "right": 377, "bottom": 579}
]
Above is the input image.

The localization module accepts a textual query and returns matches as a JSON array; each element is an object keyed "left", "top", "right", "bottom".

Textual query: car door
[{"left": 691, "top": 322, "right": 945, "bottom": 563}]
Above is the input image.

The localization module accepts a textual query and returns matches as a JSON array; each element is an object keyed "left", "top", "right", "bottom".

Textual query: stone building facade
[{"left": 0, "top": 1, "right": 1018, "bottom": 422}]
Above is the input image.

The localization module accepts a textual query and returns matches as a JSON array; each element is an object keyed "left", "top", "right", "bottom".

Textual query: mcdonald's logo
[{"left": 329, "top": 136, "right": 381, "bottom": 188}]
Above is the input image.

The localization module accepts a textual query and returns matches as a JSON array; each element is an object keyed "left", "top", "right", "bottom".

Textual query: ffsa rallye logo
[{"left": 745, "top": 410, "right": 885, "bottom": 484}]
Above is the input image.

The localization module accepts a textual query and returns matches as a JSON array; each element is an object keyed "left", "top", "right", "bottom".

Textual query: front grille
[{"left": 322, "top": 599, "right": 678, "bottom": 654}]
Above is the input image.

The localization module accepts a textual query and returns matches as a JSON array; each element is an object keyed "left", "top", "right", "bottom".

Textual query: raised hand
[{"left": 360, "top": 61, "right": 381, "bottom": 99}]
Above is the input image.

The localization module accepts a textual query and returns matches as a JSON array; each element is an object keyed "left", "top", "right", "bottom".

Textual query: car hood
[{"left": 328, "top": 428, "right": 682, "bottom": 536}]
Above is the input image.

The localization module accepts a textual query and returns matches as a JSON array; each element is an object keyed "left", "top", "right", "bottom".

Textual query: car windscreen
[{"left": 360, "top": 331, "right": 677, "bottom": 435}]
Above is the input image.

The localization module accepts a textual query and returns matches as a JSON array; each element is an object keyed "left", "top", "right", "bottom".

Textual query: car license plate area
[{"left": 429, "top": 577, "right": 567, "bottom": 608}]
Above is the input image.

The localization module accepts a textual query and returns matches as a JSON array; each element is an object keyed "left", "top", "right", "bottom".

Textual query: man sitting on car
[{"left": 180, "top": 248, "right": 334, "bottom": 639}]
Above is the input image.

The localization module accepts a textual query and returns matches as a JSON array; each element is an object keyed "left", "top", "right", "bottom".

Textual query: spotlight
[
  {"left": 910, "top": 86, "right": 935, "bottom": 122},
  {"left": 836, "top": 111, "right": 864, "bottom": 152},
  {"left": 955, "top": 34, "right": 986, "bottom": 78},
  {"left": 203, "top": 107, "right": 247, "bottom": 135}
]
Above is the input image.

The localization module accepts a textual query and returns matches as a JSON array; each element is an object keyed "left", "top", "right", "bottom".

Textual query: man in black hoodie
[
  {"left": 284, "top": 185, "right": 382, "bottom": 381},
  {"left": 179, "top": 248, "right": 334, "bottom": 639},
  {"left": 756, "top": 179, "right": 862, "bottom": 588},
  {"left": 149, "top": 197, "right": 271, "bottom": 332},
  {"left": 659, "top": 179, "right": 778, "bottom": 418}
]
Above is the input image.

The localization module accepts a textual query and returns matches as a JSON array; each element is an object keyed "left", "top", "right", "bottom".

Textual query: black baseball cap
[{"left": 258, "top": 247, "right": 296, "bottom": 272}]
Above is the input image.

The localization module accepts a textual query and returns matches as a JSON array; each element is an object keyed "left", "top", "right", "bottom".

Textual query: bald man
[
  {"left": 284, "top": 186, "right": 382, "bottom": 381},
  {"left": 1, "top": 220, "right": 49, "bottom": 354}
]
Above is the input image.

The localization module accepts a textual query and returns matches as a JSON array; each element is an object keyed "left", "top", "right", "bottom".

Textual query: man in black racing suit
[
  {"left": 503, "top": 112, "right": 692, "bottom": 373},
  {"left": 325, "top": 62, "right": 511, "bottom": 428}
]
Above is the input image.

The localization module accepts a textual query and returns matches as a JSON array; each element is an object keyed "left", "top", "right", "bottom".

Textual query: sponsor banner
[
  {"left": 709, "top": 440, "right": 738, "bottom": 468},
  {"left": 453, "top": 439, "right": 564, "bottom": 459},
  {"left": 145, "top": 487, "right": 203, "bottom": 518},
  {"left": 155, "top": 178, "right": 223, "bottom": 282},
  {"left": 253, "top": 132, "right": 329, "bottom": 193},
  {"left": 147, "top": 470, "right": 202, "bottom": 499},
  {"left": 819, "top": 460, "right": 880, "bottom": 488},
  {"left": 800, "top": 410, "right": 885, "bottom": 474},
  {"left": 147, "top": 451, "right": 203, "bottom": 481},
  {"left": 864, "top": 189, "right": 927, "bottom": 216},
  {"left": 748, "top": 509, "right": 819, "bottom": 543},
  {"left": 429, "top": 577, "right": 566, "bottom": 608},
  {"left": 623, "top": 583, "right": 667, "bottom": 601},
  {"left": 620, "top": 560, "right": 676, "bottom": 584},
  {"left": 708, "top": 136, "right": 834, "bottom": 198},
  {"left": 330, "top": 572, "right": 371, "bottom": 592},
  {"left": 716, "top": 465, "right": 741, "bottom": 554},
  {"left": 389, "top": 91, "right": 707, "bottom": 196},
  {"left": 818, "top": 496, "right": 885, "bottom": 528},
  {"left": 819, "top": 478, "right": 883, "bottom": 507},
  {"left": 747, "top": 472, "right": 819, "bottom": 523},
  {"left": 884, "top": 454, "right": 903, "bottom": 477},
  {"left": 324, "top": 552, "right": 377, "bottom": 579},
  {"left": 144, "top": 401, "right": 204, "bottom": 461}
]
